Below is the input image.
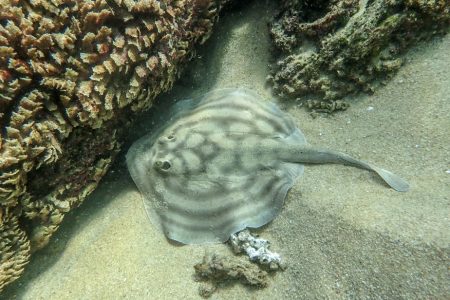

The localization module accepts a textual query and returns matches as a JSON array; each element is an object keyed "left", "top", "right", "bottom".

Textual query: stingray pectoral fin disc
[
  {"left": 156, "top": 162, "right": 304, "bottom": 244},
  {"left": 127, "top": 144, "right": 304, "bottom": 245},
  {"left": 126, "top": 88, "right": 305, "bottom": 244}
]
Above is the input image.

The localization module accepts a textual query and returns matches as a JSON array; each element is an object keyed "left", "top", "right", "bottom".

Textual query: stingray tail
[
  {"left": 329, "top": 151, "right": 410, "bottom": 192},
  {"left": 368, "top": 165, "right": 410, "bottom": 192},
  {"left": 328, "top": 150, "right": 410, "bottom": 192},
  {"left": 290, "top": 146, "right": 410, "bottom": 192}
]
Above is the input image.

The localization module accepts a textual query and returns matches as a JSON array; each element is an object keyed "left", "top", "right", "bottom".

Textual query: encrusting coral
[
  {"left": 0, "top": 0, "right": 228, "bottom": 291},
  {"left": 269, "top": 0, "right": 450, "bottom": 111}
]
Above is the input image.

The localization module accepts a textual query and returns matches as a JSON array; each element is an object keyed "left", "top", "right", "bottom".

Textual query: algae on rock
[{"left": 269, "top": 0, "right": 450, "bottom": 110}]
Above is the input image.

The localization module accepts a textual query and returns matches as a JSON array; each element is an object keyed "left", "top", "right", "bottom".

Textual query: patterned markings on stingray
[{"left": 126, "top": 88, "right": 409, "bottom": 244}]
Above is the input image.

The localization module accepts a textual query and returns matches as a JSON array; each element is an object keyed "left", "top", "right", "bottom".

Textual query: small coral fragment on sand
[
  {"left": 193, "top": 230, "right": 287, "bottom": 297},
  {"left": 230, "top": 229, "right": 285, "bottom": 270},
  {"left": 194, "top": 254, "right": 268, "bottom": 298}
]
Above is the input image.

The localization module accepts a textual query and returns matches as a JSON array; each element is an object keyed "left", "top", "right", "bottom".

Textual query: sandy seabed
[{"left": 4, "top": 1, "right": 449, "bottom": 299}]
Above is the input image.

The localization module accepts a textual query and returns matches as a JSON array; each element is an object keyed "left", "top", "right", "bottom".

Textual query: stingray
[{"left": 126, "top": 88, "right": 409, "bottom": 244}]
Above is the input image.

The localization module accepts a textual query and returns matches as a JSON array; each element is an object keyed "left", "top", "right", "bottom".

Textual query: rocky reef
[
  {"left": 269, "top": 0, "right": 450, "bottom": 112},
  {"left": 0, "top": 0, "right": 227, "bottom": 290}
]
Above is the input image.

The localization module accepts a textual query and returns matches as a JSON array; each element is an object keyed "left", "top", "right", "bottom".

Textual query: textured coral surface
[
  {"left": 194, "top": 254, "right": 269, "bottom": 298},
  {"left": 0, "top": 0, "right": 225, "bottom": 290},
  {"left": 269, "top": 0, "right": 450, "bottom": 111},
  {"left": 1, "top": 1, "right": 448, "bottom": 297},
  {"left": 1, "top": 0, "right": 448, "bottom": 293}
]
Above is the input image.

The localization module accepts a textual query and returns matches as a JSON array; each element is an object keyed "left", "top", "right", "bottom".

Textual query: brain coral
[
  {"left": 269, "top": 0, "right": 450, "bottom": 111},
  {"left": 0, "top": 0, "right": 228, "bottom": 290}
]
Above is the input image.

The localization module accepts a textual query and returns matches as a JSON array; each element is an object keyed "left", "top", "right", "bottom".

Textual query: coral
[
  {"left": 0, "top": 209, "right": 30, "bottom": 290},
  {"left": 229, "top": 229, "right": 285, "bottom": 270},
  {"left": 194, "top": 254, "right": 268, "bottom": 298},
  {"left": 194, "top": 230, "right": 287, "bottom": 298},
  {"left": 270, "top": 0, "right": 359, "bottom": 52},
  {"left": 0, "top": 0, "right": 227, "bottom": 291},
  {"left": 269, "top": 0, "right": 450, "bottom": 109}
]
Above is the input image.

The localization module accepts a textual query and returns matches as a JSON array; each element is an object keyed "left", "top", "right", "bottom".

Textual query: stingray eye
[
  {"left": 154, "top": 160, "right": 171, "bottom": 171},
  {"left": 166, "top": 134, "right": 175, "bottom": 140},
  {"left": 161, "top": 161, "right": 171, "bottom": 170}
]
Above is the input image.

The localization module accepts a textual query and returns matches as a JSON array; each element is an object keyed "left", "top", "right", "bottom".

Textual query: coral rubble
[
  {"left": 269, "top": 0, "right": 450, "bottom": 110},
  {"left": 0, "top": 0, "right": 227, "bottom": 291},
  {"left": 194, "top": 254, "right": 268, "bottom": 298},
  {"left": 230, "top": 229, "right": 284, "bottom": 270},
  {"left": 194, "top": 230, "right": 286, "bottom": 298}
]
